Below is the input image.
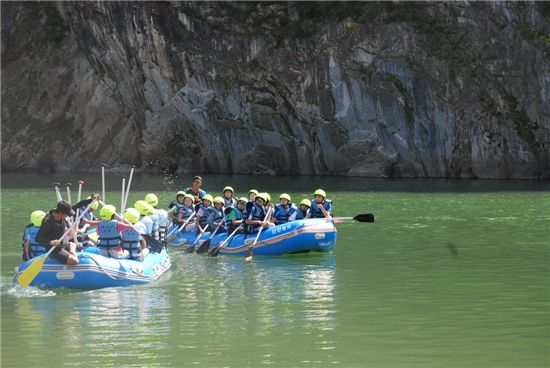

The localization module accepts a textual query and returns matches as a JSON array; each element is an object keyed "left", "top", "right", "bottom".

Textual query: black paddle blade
[
  {"left": 354, "top": 214, "right": 375, "bottom": 222},
  {"left": 196, "top": 239, "right": 211, "bottom": 254},
  {"left": 208, "top": 246, "right": 220, "bottom": 257},
  {"left": 245, "top": 246, "right": 253, "bottom": 260},
  {"left": 145, "top": 237, "right": 163, "bottom": 253},
  {"left": 184, "top": 245, "right": 196, "bottom": 254}
]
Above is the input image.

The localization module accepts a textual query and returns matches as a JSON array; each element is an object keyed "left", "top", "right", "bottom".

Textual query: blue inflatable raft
[
  {"left": 14, "top": 247, "right": 171, "bottom": 290},
  {"left": 169, "top": 219, "right": 337, "bottom": 256}
]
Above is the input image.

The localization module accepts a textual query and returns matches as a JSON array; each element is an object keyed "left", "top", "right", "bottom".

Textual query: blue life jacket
[
  {"left": 184, "top": 187, "right": 206, "bottom": 200},
  {"left": 295, "top": 208, "right": 308, "bottom": 220},
  {"left": 274, "top": 204, "right": 297, "bottom": 225},
  {"left": 309, "top": 200, "right": 333, "bottom": 218},
  {"left": 197, "top": 203, "right": 210, "bottom": 227},
  {"left": 224, "top": 197, "right": 237, "bottom": 208},
  {"left": 121, "top": 228, "right": 141, "bottom": 259},
  {"left": 206, "top": 206, "right": 224, "bottom": 229},
  {"left": 225, "top": 206, "right": 242, "bottom": 233},
  {"left": 172, "top": 202, "right": 186, "bottom": 225},
  {"left": 246, "top": 203, "right": 265, "bottom": 232},
  {"left": 98, "top": 220, "right": 120, "bottom": 250},
  {"left": 26, "top": 226, "right": 45, "bottom": 257}
]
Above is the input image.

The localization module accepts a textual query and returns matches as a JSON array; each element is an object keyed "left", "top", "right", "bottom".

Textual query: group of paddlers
[{"left": 21, "top": 175, "right": 333, "bottom": 265}]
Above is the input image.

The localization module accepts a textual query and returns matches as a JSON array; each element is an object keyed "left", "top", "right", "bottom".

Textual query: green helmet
[
  {"left": 30, "top": 210, "right": 46, "bottom": 227},
  {"left": 248, "top": 189, "right": 258, "bottom": 196},
  {"left": 145, "top": 193, "right": 158, "bottom": 207},
  {"left": 135, "top": 200, "right": 154, "bottom": 216},
  {"left": 300, "top": 199, "right": 312, "bottom": 208},
  {"left": 100, "top": 205, "right": 116, "bottom": 220},
  {"left": 237, "top": 197, "right": 248, "bottom": 204},
  {"left": 203, "top": 194, "right": 214, "bottom": 203},
  {"left": 255, "top": 193, "right": 267, "bottom": 203},
  {"left": 184, "top": 194, "right": 194, "bottom": 201},
  {"left": 223, "top": 186, "right": 234, "bottom": 194},
  {"left": 213, "top": 196, "right": 225, "bottom": 205},
  {"left": 176, "top": 191, "right": 186, "bottom": 198},
  {"left": 123, "top": 208, "right": 140, "bottom": 224}
]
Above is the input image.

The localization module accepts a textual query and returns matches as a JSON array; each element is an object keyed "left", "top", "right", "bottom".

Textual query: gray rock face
[{"left": 2, "top": 2, "right": 549, "bottom": 178}]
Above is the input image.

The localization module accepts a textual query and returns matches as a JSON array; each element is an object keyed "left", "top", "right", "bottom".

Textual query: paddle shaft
[
  {"left": 65, "top": 183, "right": 72, "bottom": 204},
  {"left": 217, "top": 224, "right": 243, "bottom": 250},
  {"left": 77, "top": 180, "right": 84, "bottom": 202},
  {"left": 120, "top": 177, "right": 126, "bottom": 212},
  {"left": 122, "top": 166, "right": 135, "bottom": 212},
  {"left": 101, "top": 164, "right": 106, "bottom": 203},
  {"left": 48, "top": 200, "right": 97, "bottom": 254},
  {"left": 245, "top": 207, "right": 273, "bottom": 260},
  {"left": 54, "top": 183, "right": 63, "bottom": 202},
  {"left": 167, "top": 212, "right": 196, "bottom": 239},
  {"left": 191, "top": 224, "right": 208, "bottom": 246}
]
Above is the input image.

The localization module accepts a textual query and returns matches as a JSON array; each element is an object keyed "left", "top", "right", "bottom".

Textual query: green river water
[{"left": 1, "top": 173, "right": 548, "bottom": 368}]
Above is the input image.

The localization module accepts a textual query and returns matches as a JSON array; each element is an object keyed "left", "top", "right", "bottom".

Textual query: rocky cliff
[{"left": 2, "top": 1, "right": 549, "bottom": 178}]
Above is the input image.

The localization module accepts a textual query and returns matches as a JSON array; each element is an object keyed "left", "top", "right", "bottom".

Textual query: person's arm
[
  {"left": 23, "top": 240, "right": 31, "bottom": 259},
  {"left": 319, "top": 202, "right": 332, "bottom": 218}
]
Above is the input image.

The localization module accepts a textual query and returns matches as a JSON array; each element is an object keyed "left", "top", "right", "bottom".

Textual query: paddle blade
[
  {"left": 17, "top": 256, "right": 47, "bottom": 288},
  {"left": 208, "top": 246, "right": 220, "bottom": 257},
  {"left": 196, "top": 239, "right": 211, "bottom": 254},
  {"left": 244, "top": 247, "right": 253, "bottom": 261},
  {"left": 353, "top": 214, "right": 375, "bottom": 222}
]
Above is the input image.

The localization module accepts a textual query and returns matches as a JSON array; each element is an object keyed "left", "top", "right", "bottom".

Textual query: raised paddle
[
  {"left": 122, "top": 165, "right": 135, "bottom": 212},
  {"left": 305, "top": 214, "right": 375, "bottom": 223},
  {"left": 53, "top": 183, "right": 63, "bottom": 202},
  {"left": 196, "top": 220, "right": 225, "bottom": 254},
  {"left": 17, "top": 200, "right": 97, "bottom": 288},
  {"left": 208, "top": 223, "right": 243, "bottom": 257},
  {"left": 77, "top": 180, "right": 84, "bottom": 202},
  {"left": 65, "top": 182, "right": 72, "bottom": 204},
  {"left": 120, "top": 176, "right": 126, "bottom": 212},
  {"left": 101, "top": 163, "right": 106, "bottom": 203},
  {"left": 245, "top": 207, "right": 273, "bottom": 261}
]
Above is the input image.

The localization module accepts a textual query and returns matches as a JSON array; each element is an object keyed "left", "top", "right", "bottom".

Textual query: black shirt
[{"left": 36, "top": 211, "right": 68, "bottom": 249}]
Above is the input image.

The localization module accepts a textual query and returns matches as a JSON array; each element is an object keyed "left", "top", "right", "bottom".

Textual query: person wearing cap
[
  {"left": 289, "top": 199, "right": 311, "bottom": 221},
  {"left": 224, "top": 198, "right": 247, "bottom": 233},
  {"left": 183, "top": 176, "right": 207, "bottom": 204},
  {"left": 272, "top": 193, "right": 297, "bottom": 225},
  {"left": 307, "top": 189, "right": 333, "bottom": 218},
  {"left": 36, "top": 201, "right": 80, "bottom": 265},
  {"left": 195, "top": 194, "right": 213, "bottom": 233},
  {"left": 222, "top": 186, "right": 237, "bottom": 208}
]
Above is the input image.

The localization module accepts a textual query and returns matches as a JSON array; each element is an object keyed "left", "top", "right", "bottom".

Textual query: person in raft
[
  {"left": 289, "top": 199, "right": 311, "bottom": 221},
  {"left": 224, "top": 197, "right": 247, "bottom": 233},
  {"left": 120, "top": 208, "right": 149, "bottom": 261},
  {"left": 245, "top": 192, "right": 274, "bottom": 233},
  {"left": 206, "top": 196, "right": 226, "bottom": 233},
  {"left": 272, "top": 193, "right": 297, "bottom": 225},
  {"left": 177, "top": 194, "right": 197, "bottom": 232},
  {"left": 195, "top": 194, "right": 214, "bottom": 233},
  {"left": 96, "top": 204, "right": 134, "bottom": 258},
  {"left": 183, "top": 176, "right": 207, "bottom": 204},
  {"left": 35, "top": 200, "right": 80, "bottom": 265},
  {"left": 307, "top": 189, "right": 333, "bottom": 218},
  {"left": 22, "top": 210, "right": 47, "bottom": 261},
  {"left": 222, "top": 186, "right": 237, "bottom": 208}
]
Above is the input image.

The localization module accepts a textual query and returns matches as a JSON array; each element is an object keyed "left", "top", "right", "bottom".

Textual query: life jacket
[
  {"left": 26, "top": 226, "right": 45, "bottom": 257},
  {"left": 155, "top": 209, "right": 169, "bottom": 242},
  {"left": 172, "top": 202, "right": 186, "bottom": 225},
  {"left": 224, "top": 197, "right": 237, "bottom": 208},
  {"left": 121, "top": 228, "right": 141, "bottom": 259},
  {"left": 309, "top": 199, "right": 333, "bottom": 218},
  {"left": 225, "top": 206, "right": 243, "bottom": 233},
  {"left": 184, "top": 187, "right": 206, "bottom": 200},
  {"left": 294, "top": 208, "right": 307, "bottom": 220},
  {"left": 274, "top": 204, "right": 297, "bottom": 225},
  {"left": 206, "top": 206, "right": 224, "bottom": 229},
  {"left": 98, "top": 220, "right": 120, "bottom": 250},
  {"left": 197, "top": 203, "right": 210, "bottom": 227},
  {"left": 246, "top": 203, "right": 265, "bottom": 232}
]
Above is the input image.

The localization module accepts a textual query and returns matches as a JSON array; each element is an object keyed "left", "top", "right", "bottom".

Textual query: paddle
[
  {"left": 208, "top": 223, "right": 243, "bottom": 257},
  {"left": 120, "top": 176, "right": 126, "bottom": 212},
  {"left": 101, "top": 163, "right": 106, "bottom": 203},
  {"left": 17, "top": 200, "right": 97, "bottom": 288},
  {"left": 308, "top": 214, "right": 375, "bottom": 223},
  {"left": 77, "top": 180, "right": 84, "bottom": 202},
  {"left": 196, "top": 220, "right": 225, "bottom": 254},
  {"left": 183, "top": 225, "right": 208, "bottom": 252},
  {"left": 244, "top": 207, "right": 273, "bottom": 261},
  {"left": 122, "top": 165, "right": 135, "bottom": 212},
  {"left": 65, "top": 182, "right": 72, "bottom": 204},
  {"left": 167, "top": 212, "right": 196, "bottom": 243},
  {"left": 53, "top": 183, "right": 63, "bottom": 202}
]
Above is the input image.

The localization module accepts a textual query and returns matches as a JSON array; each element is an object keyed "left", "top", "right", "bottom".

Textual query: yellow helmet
[
  {"left": 91, "top": 201, "right": 99, "bottom": 210},
  {"left": 123, "top": 208, "right": 140, "bottom": 224},
  {"left": 279, "top": 193, "right": 291, "bottom": 202},
  {"left": 100, "top": 205, "right": 116, "bottom": 220},
  {"left": 184, "top": 194, "right": 194, "bottom": 201},
  {"left": 264, "top": 193, "right": 271, "bottom": 204},
  {"left": 248, "top": 189, "right": 259, "bottom": 195},
  {"left": 30, "top": 210, "right": 46, "bottom": 227},
  {"left": 314, "top": 189, "right": 327, "bottom": 198},
  {"left": 203, "top": 194, "right": 214, "bottom": 203},
  {"left": 213, "top": 196, "right": 225, "bottom": 205},
  {"left": 255, "top": 193, "right": 266, "bottom": 203},
  {"left": 134, "top": 200, "right": 154, "bottom": 216},
  {"left": 300, "top": 199, "right": 312, "bottom": 208},
  {"left": 176, "top": 191, "right": 186, "bottom": 198},
  {"left": 237, "top": 197, "right": 248, "bottom": 204},
  {"left": 144, "top": 193, "right": 158, "bottom": 207},
  {"left": 223, "top": 186, "right": 234, "bottom": 194}
]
